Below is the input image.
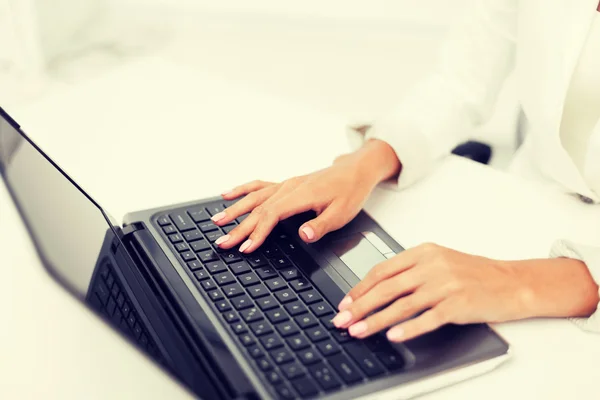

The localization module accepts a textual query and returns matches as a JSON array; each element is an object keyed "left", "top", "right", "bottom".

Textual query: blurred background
[{"left": 0, "top": 0, "right": 519, "bottom": 167}]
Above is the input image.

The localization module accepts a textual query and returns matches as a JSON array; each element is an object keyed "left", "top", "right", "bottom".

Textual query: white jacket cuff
[{"left": 549, "top": 240, "right": 600, "bottom": 333}]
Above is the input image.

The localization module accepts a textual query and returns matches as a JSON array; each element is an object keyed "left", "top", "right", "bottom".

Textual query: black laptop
[{"left": 0, "top": 106, "right": 509, "bottom": 400}]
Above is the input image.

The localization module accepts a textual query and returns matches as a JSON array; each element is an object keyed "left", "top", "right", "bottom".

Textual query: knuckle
[
  {"left": 420, "top": 242, "right": 439, "bottom": 254},
  {"left": 252, "top": 204, "right": 265, "bottom": 216}
]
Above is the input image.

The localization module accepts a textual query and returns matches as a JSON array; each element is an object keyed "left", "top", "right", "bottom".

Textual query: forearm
[
  {"left": 507, "top": 258, "right": 600, "bottom": 319},
  {"left": 338, "top": 139, "right": 401, "bottom": 185}
]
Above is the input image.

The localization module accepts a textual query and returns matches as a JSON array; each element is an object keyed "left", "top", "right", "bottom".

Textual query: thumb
[{"left": 299, "top": 203, "right": 350, "bottom": 243}]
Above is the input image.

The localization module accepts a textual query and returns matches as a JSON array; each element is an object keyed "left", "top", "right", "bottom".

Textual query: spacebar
[{"left": 291, "top": 252, "right": 346, "bottom": 308}]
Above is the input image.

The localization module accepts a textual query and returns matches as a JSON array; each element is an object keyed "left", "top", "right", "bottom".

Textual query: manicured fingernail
[
  {"left": 239, "top": 239, "right": 253, "bottom": 253},
  {"left": 348, "top": 321, "right": 368, "bottom": 337},
  {"left": 332, "top": 310, "right": 352, "bottom": 327},
  {"left": 221, "top": 189, "right": 233, "bottom": 197},
  {"left": 215, "top": 235, "right": 230, "bottom": 245},
  {"left": 387, "top": 327, "right": 405, "bottom": 342},
  {"left": 301, "top": 226, "right": 315, "bottom": 241},
  {"left": 338, "top": 296, "right": 353, "bottom": 310},
  {"left": 211, "top": 212, "right": 226, "bottom": 222}
]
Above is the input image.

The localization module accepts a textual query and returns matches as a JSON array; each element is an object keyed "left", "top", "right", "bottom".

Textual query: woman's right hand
[{"left": 211, "top": 139, "right": 401, "bottom": 254}]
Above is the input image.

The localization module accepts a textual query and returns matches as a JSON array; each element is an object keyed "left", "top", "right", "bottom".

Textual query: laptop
[{"left": 0, "top": 106, "right": 509, "bottom": 400}]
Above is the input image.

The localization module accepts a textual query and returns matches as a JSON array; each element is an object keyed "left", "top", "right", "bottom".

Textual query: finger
[
  {"left": 347, "top": 289, "right": 443, "bottom": 338},
  {"left": 213, "top": 185, "right": 278, "bottom": 226},
  {"left": 340, "top": 247, "right": 422, "bottom": 311},
  {"left": 332, "top": 269, "right": 422, "bottom": 328},
  {"left": 298, "top": 202, "right": 351, "bottom": 243},
  {"left": 221, "top": 180, "right": 275, "bottom": 200},
  {"left": 386, "top": 303, "right": 450, "bottom": 342}
]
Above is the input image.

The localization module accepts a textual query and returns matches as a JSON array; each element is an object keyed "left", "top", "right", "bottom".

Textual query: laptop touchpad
[{"left": 330, "top": 232, "right": 394, "bottom": 280}]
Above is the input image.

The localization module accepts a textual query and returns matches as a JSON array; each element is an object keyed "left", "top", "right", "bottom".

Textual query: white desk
[{"left": 1, "top": 58, "right": 599, "bottom": 399}]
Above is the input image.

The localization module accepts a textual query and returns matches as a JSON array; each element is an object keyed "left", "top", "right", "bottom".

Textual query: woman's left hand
[{"left": 332, "top": 243, "right": 529, "bottom": 342}]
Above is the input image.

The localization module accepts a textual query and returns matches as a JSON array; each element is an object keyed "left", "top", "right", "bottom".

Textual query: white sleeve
[
  {"left": 550, "top": 240, "right": 600, "bottom": 333},
  {"left": 347, "top": 0, "right": 518, "bottom": 189}
]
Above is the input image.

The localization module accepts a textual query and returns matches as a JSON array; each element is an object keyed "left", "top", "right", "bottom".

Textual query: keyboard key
[
  {"left": 240, "top": 333, "right": 255, "bottom": 346},
  {"left": 329, "top": 354, "right": 364, "bottom": 384},
  {"left": 300, "top": 289, "right": 322, "bottom": 305},
  {"left": 316, "top": 340, "right": 341, "bottom": 356},
  {"left": 310, "top": 302, "right": 334, "bottom": 317},
  {"left": 194, "top": 270, "right": 209, "bottom": 281},
  {"left": 262, "top": 245, "right": 281, "bottom": 258},
  {"left": 280, "top": 362, "right": 305, "bottom": 379},
  {"left": 376, "top": 350, "right": 405, "bottom": 371},
  {"left": 266, "top": 371, "right": 282, "bottom": 385},
  {"left": 248, "top": 344, "right": 264, "bottom": 359},
  {"left": 116, "top": 293, "right": 125, "bottom": 308},
  {"left": 239, "top": 271, "right": 260, "bottom": 287},
  {"left": 255, "top": 266, "right": 278, "bottom": 280},
  {"left": 265, "top": 277, "right": 287, "bottom": 292},
  {"left": 215, "top": 271, "right": 236, "bottom": 286},
  {"left": 208, "top": 289, "right": 225, "bottom": 301},
  {"left": 236, "top": 214, "right": 250, "bottom": 224},
  {"left": 266, "top": 308, "right": 289, "bottom": 324},
  {"left": 272, "top": 256, "right": 291, "bottom": 269},
  {"left": 279, "top": 240, "right": 300, "bottom": 255},
  {"left": 201, "top": 278, "right": 217, "bottom": 291},
  {"left": 249, "top": 321, "right": 273, "bottom": 336},
  {"left": 223, "top": 283, "right": 244, "bottom": 298},
  {"left": 309, "top": 362, "right": 342, "bottom": 392},
  {"left": 295, "top": 314, "right": 318, "bottom": 329},
  {"left": 170, "top": 212, "right": 196, "bottom": 232},
  {"left": 276, "top": 321, "right": 299, "bottom": 337},
  {"left": 248, "top": 256, "right": 268, "bottom": 268},
  {"left": 95, "top": 281, "right": 110, "bottom": 304},
  {"left": 206, "top": 230, "right": 224, "bottom": 243},
  {"left": 257, "top": 357, "right": 273, "bottom": 372},
  {"left": 305, "top": 326, "right": 328, "bottom": 342},
  {"left": 223, "top": 225, "right": 236, "bottom": 234},
  {"left": 222, "top": 251, "right": 243, "bottom": 264},
  {"left": 199, "top": 221, "right": 218, "bottom": 233},
  {"left": 229, "top": 261, "right": 251, "bottom": 275},
  {"left": 343, "top": 342, "right": 385, "bottom": 377},
  {"left": 198, "top": 250, "right": 218, "bottom": 263},
  {"left": 122, "top": 302, "right": 131, "bottom": 317},
  {"left": 240, "top": 307, "right": 263, "bottom": 323},
  {"left": 320, "top": 316, "right": 336, "bottom": 330},
  {"left": 289, "top": 278, "right": 311, "bottom": 293},
  {"left": 215, "top": 300, "right": 231, "bottom": 312},
  {"left": 298, "top": 348, "right": 320, "bottom": 365},
  {"left": 169, "top": 234, "right": 184, "bottom": 244},
  {"left": 223, "top": 311, "right": 239, "bottom": 323},
  {"left": 256, "top": 296, "right": 278, "bottom": 311},
  {"left": 275, "top": 289, "right": 297, "bottom": 304},
  {"left": 205, "top": 260, "right": 228, "bottom": 274},
  {"left": 248, "top": 284, "right": 269, "bottom": 299},
  {"left": 181, "top": 251, "right": 196, "bottom": 262},
  {"left": 191, "top": 239, "right": 211, "bottom": 252},
  {"left": 279, "top": 267, "right": 299, "bottom": 281},
  {"left": 183, "top": 229, "right": 203, "bottom": 242},
  {"left": 111, "top": 284, "right": 120, "bottom": 298},
  {"left": 270, "top": 349, "right": 294, "bottom": 365},
  {"left": 274, "top": 384, "right": 294, "bottom": 400},
  {"left": 231, "top": 321, "right": 246, "bottom": 334},
  {"left": 331, "top": 329, "right": 352, "bottom": 343},
  {"left": 188, "top": 207, "right": 210, "bottom": 223},
  {"left": 292, "top": 376, "right": 319, "bottom": 397},
  {"left": 232, "top": 295, "right": 253, "bottom": 310},
  {"left": 205, "top": 204, "right": 225, "bottom": 216},
  {"left": 107, "top": 297, "right": 117, "bottom": 316},
  {"left": 260, "top": 334, "right": 284, "bottom": 350},
  {"left": 284, "top": 300, "right": 307, "bottom": 316},
  {"left": 287, "top": 334, "right": 311, "bottom": 351},
  {"left": 187, "top": 260, "right": 203, "bottom": 271},
  {"left": 163, "top": 225, "right": 176, "bottom": 234},
  {"left": 157, "top": 216, "right": 171, "bottom": 226}
]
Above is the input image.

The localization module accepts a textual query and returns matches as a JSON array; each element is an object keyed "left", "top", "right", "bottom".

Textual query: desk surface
[{"left": 1, "top": 58, "right": 599, "bottom": 399}]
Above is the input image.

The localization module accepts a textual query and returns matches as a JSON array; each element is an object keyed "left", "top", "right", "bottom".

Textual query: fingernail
[
  {"left": 211, "top": 212, "right": 226, "bottom": 222},
  {"left": 332, "top": 310, "right": 352, "bottom": 327},
  {"left": 338, "top": 296, "right": 353, "bottom": 310},
  {"left": 215, "top": 235, "right": 230, "bottom": 245},
  {"left": 301, "top": 226, "right": 315, "bottom": 241},
  {"left": 221, "top": 189, "right": 233, "bottom": 197},
  {"left": 348, "top": 321, "right": 368, "bottom": 337},
  {"left": 239, "top": 239, "right": 253, "bottom": 253},
  {"left": 387, "top": 327, "right": 405, "bottom": 342}
]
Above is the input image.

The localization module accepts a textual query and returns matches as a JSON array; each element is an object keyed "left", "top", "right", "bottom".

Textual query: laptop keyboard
[{"left": 155, "top": 200, "right": 406, "bottom": 399}]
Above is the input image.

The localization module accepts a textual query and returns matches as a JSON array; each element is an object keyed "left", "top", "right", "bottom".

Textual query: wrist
[{"left": 348, "top": 139, "right": 402, "bottom": 185}]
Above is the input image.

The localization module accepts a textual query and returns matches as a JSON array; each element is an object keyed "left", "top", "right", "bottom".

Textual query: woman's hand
[
  {"left": 332, "top": 243, "right": 599, "bottom": 342},
  {"left": 210, "top": 139, "right": 401, "bottom": 253}
]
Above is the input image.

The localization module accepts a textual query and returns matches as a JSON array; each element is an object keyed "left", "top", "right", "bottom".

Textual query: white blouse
[{"left": 348, "top": 2, "right": 600, "bottom": 333}]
